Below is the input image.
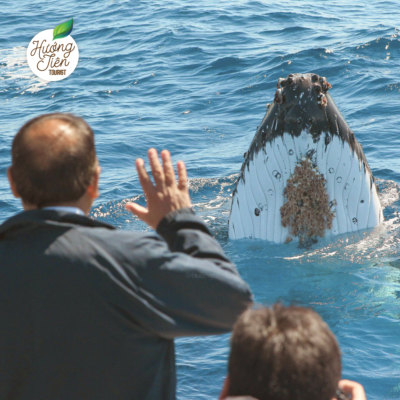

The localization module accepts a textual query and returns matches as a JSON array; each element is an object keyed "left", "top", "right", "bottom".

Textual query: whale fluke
[{"left": 229, "top": 73, "right": 383, "bottom": 245}]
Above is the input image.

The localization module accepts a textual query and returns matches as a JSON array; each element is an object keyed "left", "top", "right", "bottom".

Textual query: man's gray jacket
[{"left": 0, "top": 208, "right": 252, "bottom": 400}]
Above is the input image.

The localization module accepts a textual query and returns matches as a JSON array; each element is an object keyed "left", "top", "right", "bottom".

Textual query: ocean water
[{"left": 1, "top": 1, "right": 400, "bottom": 398}]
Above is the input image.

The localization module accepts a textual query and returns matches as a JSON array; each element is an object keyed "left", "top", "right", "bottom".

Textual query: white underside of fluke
[{"left": 228, "top": 131, "right": 383, "bottom": 243}]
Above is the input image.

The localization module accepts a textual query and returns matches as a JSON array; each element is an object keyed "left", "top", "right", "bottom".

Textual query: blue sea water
[{"left": 1, "top": 0, "right": 400, "bottom": 398}]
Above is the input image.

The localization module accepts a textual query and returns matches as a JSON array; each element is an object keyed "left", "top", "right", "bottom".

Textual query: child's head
[{"left": 226, "top": 304, "right": 341, "bottom": 400}]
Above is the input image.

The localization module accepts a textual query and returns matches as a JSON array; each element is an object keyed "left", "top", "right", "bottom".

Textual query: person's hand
[
  {"left": 338, "top": 380, "right": 367, "bottom": 400},
  {"left": 225, "top": 397, "right": 258, "bottom": 400},
  {"left": 125, "top": 148, "right": 191, "bottom": 229}
]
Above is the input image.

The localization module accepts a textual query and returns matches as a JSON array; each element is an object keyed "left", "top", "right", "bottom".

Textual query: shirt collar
[
  {"left": 0, "top": 209, "right": 115, "bottom": 239},
  {"left": 41, "top": 206, "right": 85, "bottom": 216}
]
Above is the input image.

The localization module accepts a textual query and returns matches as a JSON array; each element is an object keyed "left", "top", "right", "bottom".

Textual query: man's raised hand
[{"left": 125, "top": 148, "right": 191, "bottom": 229}]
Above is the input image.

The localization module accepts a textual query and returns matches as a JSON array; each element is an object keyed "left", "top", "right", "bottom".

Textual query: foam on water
[{"left": 0, "top": 46, "right": 49, "bottom": 94}]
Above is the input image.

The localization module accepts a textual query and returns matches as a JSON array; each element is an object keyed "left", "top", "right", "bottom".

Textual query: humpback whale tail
[{"left": 229, "top": 73, "right": 383, "bottom": 244}]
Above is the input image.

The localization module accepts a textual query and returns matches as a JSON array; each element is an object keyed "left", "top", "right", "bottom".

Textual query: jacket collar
[{"left": 0, "top": 209, "right": 115, "bottom": 239}]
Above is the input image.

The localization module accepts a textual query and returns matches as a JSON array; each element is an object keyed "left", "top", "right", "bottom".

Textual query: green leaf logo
[{"left": 53, "top": 18, "right": 73, "bottom": 41}]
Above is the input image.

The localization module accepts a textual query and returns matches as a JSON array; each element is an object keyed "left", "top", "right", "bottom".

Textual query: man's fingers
[
  {"left": 161, "top": 149, "right": 176, "bottom": 187},
  {"left": 136, "top": 158, "right": 155, "bottom": 195},
  {"left": 148, "top": 148, "right": 165, "bottom": 189},
  {"left": 338, "top": 380, "right": 367, "bottom": 400},
  {"left": 125, "top": 202, "right": 150, "bottom": 222},
  {"left": 177, "top": 161, "right": 188, "bottom": 191}
]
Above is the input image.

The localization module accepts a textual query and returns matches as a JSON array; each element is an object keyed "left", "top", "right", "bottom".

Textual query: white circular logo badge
[{"left": 27, "top": 23, "right": 79, "bottom": 81}]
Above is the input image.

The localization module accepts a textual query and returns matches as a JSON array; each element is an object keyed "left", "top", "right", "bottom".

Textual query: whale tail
[{"left": 229, "top": 73, "right": 383, "bottom": 244}]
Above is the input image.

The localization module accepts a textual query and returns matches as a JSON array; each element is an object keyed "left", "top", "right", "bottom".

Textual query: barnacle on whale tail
[{"left": 280, "top": 157, "right": 336, "bottom": 247}]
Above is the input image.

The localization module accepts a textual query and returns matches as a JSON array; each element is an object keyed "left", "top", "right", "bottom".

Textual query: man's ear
[
  {"left": 219, "top": 375, "right": 230, "bottom": 400},
  {"left": 7, "top": 167, "right": 20, "bottom": 198},
  {"left": 87, "top": 165, "right": 101, "bottom": 200}
]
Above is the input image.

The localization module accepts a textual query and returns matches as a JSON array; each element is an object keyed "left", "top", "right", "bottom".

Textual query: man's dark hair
[
  {"left": 228, "top": 304, "right": 341, "bottom": 400},
  {"left": 10, "top": 113, "right": 97, "bottom": 207}
]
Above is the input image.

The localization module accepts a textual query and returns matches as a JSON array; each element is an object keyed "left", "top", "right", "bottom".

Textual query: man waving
[{"left": 0, "top": 113, "right": 252, "bottom": 400}]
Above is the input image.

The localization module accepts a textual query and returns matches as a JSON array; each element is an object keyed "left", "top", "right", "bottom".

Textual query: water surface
[{"left": 1, "top": 1, "right": 400, "bottom": 398}]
